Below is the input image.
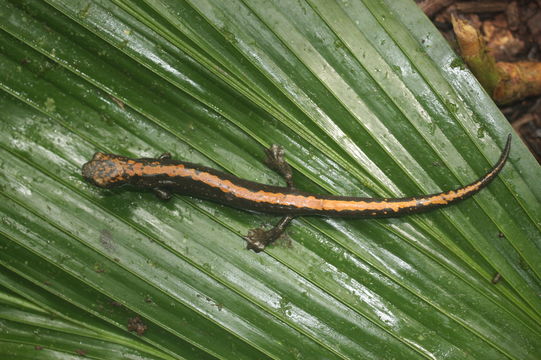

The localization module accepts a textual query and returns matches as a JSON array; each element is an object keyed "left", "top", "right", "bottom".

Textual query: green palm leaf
[{"left": 1, "top": 0, "right": 540, "bottom": 359}]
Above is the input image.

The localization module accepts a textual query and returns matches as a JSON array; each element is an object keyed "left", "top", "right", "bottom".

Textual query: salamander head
[{"left": 82, "top": 152, "right": 130, "bottom": 188}]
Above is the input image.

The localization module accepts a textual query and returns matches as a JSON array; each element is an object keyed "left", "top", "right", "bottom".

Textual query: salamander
[{"left": 82, "top": 134, "right": 511, "bottom": 252}]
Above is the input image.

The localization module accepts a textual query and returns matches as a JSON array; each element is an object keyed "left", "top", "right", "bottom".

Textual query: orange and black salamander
[{"left": 82, "top": 135, "right": 511, "bottom": 252}]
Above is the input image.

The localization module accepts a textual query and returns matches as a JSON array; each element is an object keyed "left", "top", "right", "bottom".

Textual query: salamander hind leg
[
  {"left": 244, "top": 215, "right": 294, "bottom": 253},
  {"left": 265, "top": 145, "right": 294, "bottom": 188}
]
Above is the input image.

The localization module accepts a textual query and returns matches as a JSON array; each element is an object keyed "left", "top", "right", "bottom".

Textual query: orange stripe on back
[{"left": 127, "top": 162, "right": 489, "bottom": 213}]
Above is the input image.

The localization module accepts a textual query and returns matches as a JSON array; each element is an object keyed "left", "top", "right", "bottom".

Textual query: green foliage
[{"left": 0, "top": 0, "right": 540, "bottom": 359}]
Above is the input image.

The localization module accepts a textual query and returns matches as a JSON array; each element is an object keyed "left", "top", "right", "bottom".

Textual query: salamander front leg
[
  {"left": 158, "top": 152, "right": 172, "bottom": 160},
  {"left": 153, "top": 188, "right": 172, "bottom": 200},
  {"left": 153, "top": 153, "right": 173, "bottom": 200},
  {"left": 244, "top": 215, "right": 294, "bottom": 253}
]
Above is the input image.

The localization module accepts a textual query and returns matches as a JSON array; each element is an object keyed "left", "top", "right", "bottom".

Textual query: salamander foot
[{"left": 244, "top": 216, "right": 294, "bottom": 253}]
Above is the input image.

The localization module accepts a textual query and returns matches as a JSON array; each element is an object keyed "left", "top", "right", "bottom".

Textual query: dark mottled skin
[
  {"left": 82, "top": 136, "right": 511, "bottom": 217},
  {"left": 82, "top": 136, "right": 511, "bottom": 252}
]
